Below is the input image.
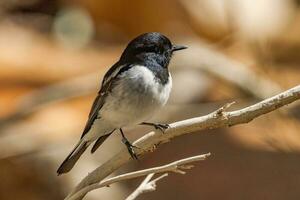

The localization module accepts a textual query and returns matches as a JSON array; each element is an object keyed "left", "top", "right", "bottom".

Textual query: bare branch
[
  {"left": 66, "top": 85, "right": 300, "bottom": 200},
  {"left": 65, "top": 153, "right": 211, "bottom": 200},
  {"left": 125, "top": 173, "right": 168, "bottom": 200}
]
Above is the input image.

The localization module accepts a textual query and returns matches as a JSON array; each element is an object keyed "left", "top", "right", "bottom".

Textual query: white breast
[
  {"left": 124, "top": 65, "right": 172, "bottom": 105},
  {"left": 100, "top": 65, "right": 172, "bottom": 127}
]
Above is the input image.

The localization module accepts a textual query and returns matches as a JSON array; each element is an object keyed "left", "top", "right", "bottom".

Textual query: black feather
[
  {"left": 91, "top": 133, "right": 113, "bottom": 154},
  {"left": 57, "top": 141, "right": 88, "bottom": 175}
]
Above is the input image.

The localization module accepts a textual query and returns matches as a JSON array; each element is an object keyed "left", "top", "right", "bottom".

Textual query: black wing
[{"left": 80, "top": 62, "right": 131, "bottom": 139}]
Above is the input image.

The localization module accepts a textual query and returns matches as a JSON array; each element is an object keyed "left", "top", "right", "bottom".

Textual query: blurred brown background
[{"left": 0, "top": 0, "right": 300, "bottom": 199}]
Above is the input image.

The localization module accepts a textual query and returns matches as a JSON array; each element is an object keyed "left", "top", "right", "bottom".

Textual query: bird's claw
[
  {"left": 127, "top": 145, "right": 138, "bottom": 160},
  {"left": 153, "top": 123, "right": 170, "bottom": 133},
  {"left": 122, "top": 139, "right": 139, "bottom": 159},
  {"left": 141, "top": 122, "right": 170, "bottom": 133}
]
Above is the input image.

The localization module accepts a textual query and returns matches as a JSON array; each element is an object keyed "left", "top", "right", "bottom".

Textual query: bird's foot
[
  {"left": 119, "top": 128, "right": 139, "bottom": 159},
  {"left": 141, "top": 122, "right": 170, "bottom": 133},
  {"left": 122, "top": 138, "right": 139, "bottom": 159}
]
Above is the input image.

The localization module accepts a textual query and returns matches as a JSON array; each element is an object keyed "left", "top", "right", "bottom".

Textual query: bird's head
[{"left": 120, "top": 32, "right": 187, "bottom": 67}]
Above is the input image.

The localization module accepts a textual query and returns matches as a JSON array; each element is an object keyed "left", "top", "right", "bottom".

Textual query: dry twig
[
  {"left": 125, "top": 173, "right": 168, "bottom": 200},
  {"left": 65, "top": 153, "right": 210, "bottom": 200},
  {"left": 66, "top": 85, "right": 300, "bottom": 200}
]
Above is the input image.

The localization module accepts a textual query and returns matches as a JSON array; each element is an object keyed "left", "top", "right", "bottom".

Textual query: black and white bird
[{"left": 57, "top": 32, "right": 187, "bottom": 175}]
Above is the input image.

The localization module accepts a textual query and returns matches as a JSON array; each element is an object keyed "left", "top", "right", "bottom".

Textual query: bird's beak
[{"left": 172, "top": 45, "right": 188, "bottom": 52}]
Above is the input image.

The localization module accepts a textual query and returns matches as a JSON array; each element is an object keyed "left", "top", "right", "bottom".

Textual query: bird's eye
[
  {"left": 153, "top": 46, "right": 164, "bottom": 54},
  {"left": 144, "top": 45, "right": 160, "bottom": 52},
  {"left": 137, "top": 45, "right": 162, "bottom": 53},
  {"left": 145, "top": 45, "right": 158, "bottom": 52}
]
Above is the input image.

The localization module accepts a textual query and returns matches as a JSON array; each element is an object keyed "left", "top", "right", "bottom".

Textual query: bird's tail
[{"left": 57, "top": 140, "right": 89, "bottom": 175}]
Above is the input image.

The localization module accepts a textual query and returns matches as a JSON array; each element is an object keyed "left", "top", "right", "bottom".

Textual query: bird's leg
[
  {"left": 140, "top": 122, "right": 170, "bottom": 133},
  {"left": 119, "top": 128, "right": 139, "bottom": 159}
]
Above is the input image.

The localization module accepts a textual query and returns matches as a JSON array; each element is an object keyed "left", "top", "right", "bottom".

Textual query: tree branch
[
  {"left": 125, "top": 173, "right": 168, "bottom": 200},
  {"left": 66, "top": 85, "right": 300, "bottom": 200},
  {"left": 65, "top": 153, "right": 210, "bottom": 200}
]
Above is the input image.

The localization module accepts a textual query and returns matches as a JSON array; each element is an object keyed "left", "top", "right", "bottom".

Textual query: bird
[{"left": 57, "top": 32, "right": 187, "bottom": 175}]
